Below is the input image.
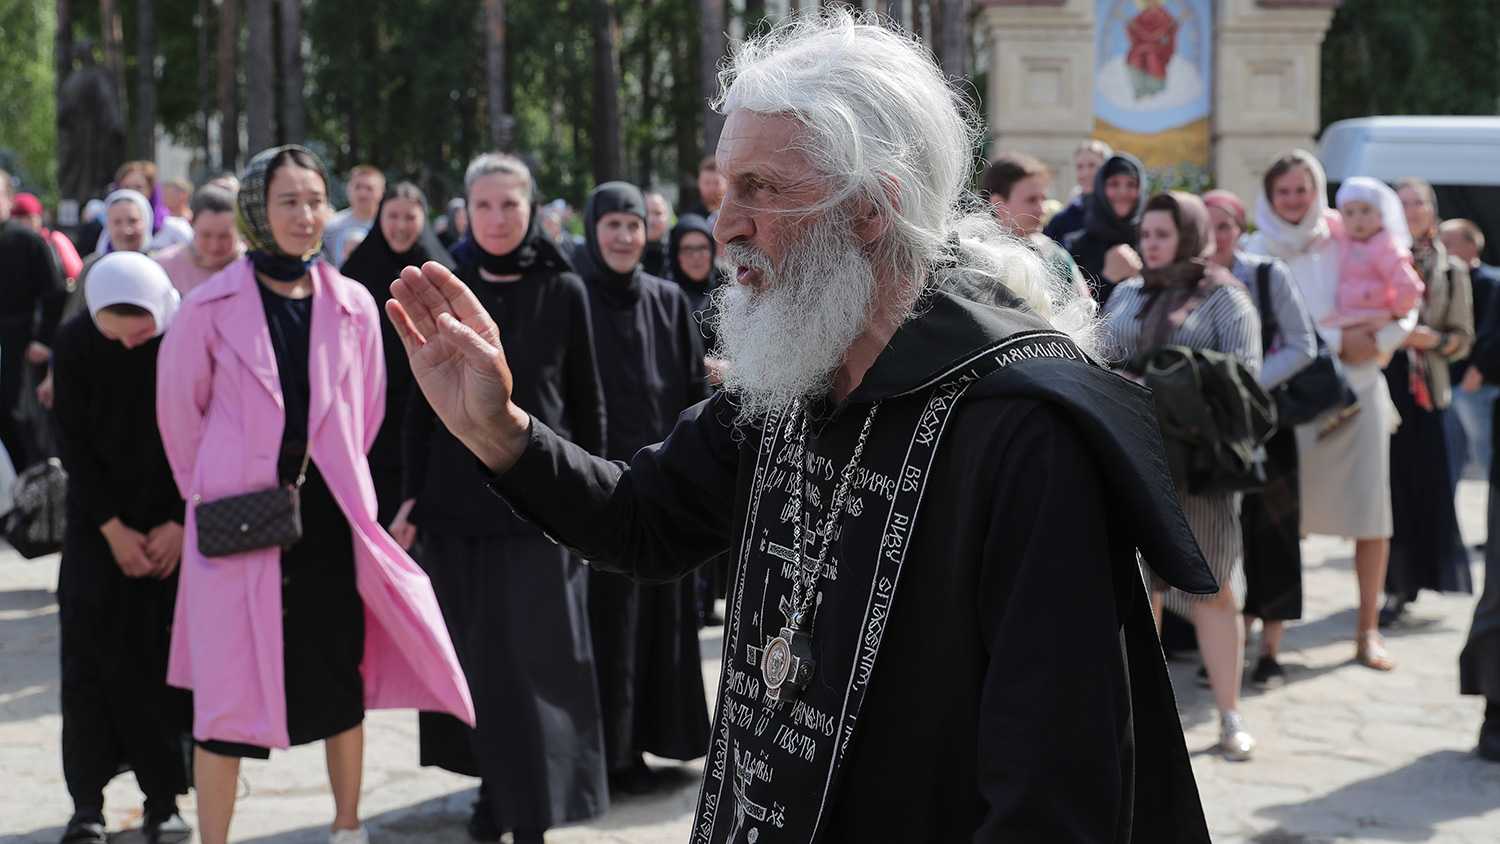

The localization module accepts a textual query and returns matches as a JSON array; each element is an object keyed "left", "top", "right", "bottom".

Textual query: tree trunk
[
  {"left": 636, "top": 0, "right": 657, "bottom": 186},
  {"left": 911, "top": 0, "right": 925, "bottom": 43},
  {"left": 217, "top": 0, "right": 239, "bottom": 171},
  {"left": 198, "top": 0, "right": 213, "bottom": 167},
  {"left": 885, "top": 0, "right": 902, "bottom": 26},
  {"left": 670, "top": 10, "right": 700, "bottom": 211},
  {"left": 99, "top": 0, "right": 126, "bottom": 108},
  {"left": 699, "top": 0, "right": 725, "bottom": 159},
  {"left": 55, "top": 0, "right": 72, "bottom": 103},
  {"left": 744, "top": 0, "right": 765, "bottom": 32},
  {"left": 277, "top": 0, "right": 304, "bottom": 143},
  {"left": 133, "top": 0, "right": 158, "bottom": 160},
  {"left": 483, "top": 0, "right": 514, "bottom": 150},
  {"left": 937, "top": 0, "right": 966, "bottom": 80},
  {"left": 789, "top": 0, "right": 800, "bottom": 15},
  {"left": 245, "top": 0, "right": 273, "bottom": 153},
  {"left": 591, "top": 0, "right": 623, "bottom": 184}
]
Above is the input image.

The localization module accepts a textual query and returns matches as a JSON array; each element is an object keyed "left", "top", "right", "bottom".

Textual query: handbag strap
[
  {"left": 293, "top": 451, "right": 311, "bottom": 489},
  {"left": 1254, "top": 260, "right": 1278, "bottom": 354}
]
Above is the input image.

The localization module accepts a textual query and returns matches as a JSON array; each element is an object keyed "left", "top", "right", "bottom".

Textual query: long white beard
[{"left": 709, "top": 215, "right": 877, "bottom": 426}]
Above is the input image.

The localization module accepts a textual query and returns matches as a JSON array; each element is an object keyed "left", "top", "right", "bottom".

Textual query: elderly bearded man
[{"left": 389, "top": 14, "right": 1214, "bottom": 844}]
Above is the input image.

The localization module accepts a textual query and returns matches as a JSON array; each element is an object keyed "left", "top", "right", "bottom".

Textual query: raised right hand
[
  {"left": 1101, "top": 244, "right": 1143, "bottom": 284},
  {"left": 387, "top": 262, "right": 531, "bottom": 473}
]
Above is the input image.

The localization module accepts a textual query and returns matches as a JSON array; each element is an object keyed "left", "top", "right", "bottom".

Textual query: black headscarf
[
  {"left": 579, "top": 181, "right": 648, "bottom": 294},
  {"left": 340, "top": 196, "right": 456, "bottom": 295},
  {"left": 1083, "top": 152, "right": 1148, "bottom": 246},
  {"left": 668, "top": 214, "right": 719, "bottom": 288},
  {"left": 455, "top": 205, "right": 572, "bottom": 277}
]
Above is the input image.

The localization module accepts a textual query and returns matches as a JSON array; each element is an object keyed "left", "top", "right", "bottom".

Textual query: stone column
[
  {"left": 1213, "top": 0, "right": 1339, "bottom": 203},
  {"left": 975, "top": 0, "right": 1097, "bottom": 198}
]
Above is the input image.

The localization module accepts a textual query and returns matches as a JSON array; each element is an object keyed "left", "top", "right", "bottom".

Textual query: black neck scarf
[{"left": 462, "top": 207, "right": 572, "bottom": 277}]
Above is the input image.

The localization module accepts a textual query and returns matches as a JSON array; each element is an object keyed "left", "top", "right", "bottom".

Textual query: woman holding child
[{"left": 1243, "top": 150, "right": 1416, "bottom": 671}]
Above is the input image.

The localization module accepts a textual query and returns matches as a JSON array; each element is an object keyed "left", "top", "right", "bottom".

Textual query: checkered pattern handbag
[{"left": 194, "top": 453, "right": 310, "bottom": 558}]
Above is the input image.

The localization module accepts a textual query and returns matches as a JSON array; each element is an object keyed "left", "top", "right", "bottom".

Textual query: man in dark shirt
[
  {"left": 1444, "top": 218, "right": 1500, "bottom": 480},
  {"left": 0, "top": 169, "right": 68, "bottom": 468},
  {"left": 388, "top": 16, "right": 1214, "bottom": 843}
]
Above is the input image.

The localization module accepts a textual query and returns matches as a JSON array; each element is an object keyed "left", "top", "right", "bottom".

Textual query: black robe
[
  {"left": 51, "top": 313, "right": 190, "bottom": 820},
  {"left": 409, "top": 246, "right": 610, "bottom": 833},
  {"left": 584, "top": 267, "right": 713, "bottom": 770},
  {"left": 574, "top": 182, "right": 712, "bottom": 773},
  {"left": 339, "top": 204, "right": 455, "bottom": 523},
  {"left": 486, "top": 289, "right": 1215, "bottom": 842},
  {"left": 1461, "top": 278, "right": 1500, "bottom": 700}
]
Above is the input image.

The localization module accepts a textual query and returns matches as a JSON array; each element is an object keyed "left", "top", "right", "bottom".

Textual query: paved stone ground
[{"left": 3, "top": 482, "right": 1499, "bottom": 843}]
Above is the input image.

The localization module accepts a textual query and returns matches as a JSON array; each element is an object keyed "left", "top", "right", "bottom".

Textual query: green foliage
[
  {"left": 0, "top": 0, "right": 58, "bottom": 203},
  {"left": 1321, "top": 0, "right": 1500, "bottom": 129}
]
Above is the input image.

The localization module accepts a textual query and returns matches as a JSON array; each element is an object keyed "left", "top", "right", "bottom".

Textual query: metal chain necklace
[{"left": 757, "top": 400, "right": 880, "bottom": 704}]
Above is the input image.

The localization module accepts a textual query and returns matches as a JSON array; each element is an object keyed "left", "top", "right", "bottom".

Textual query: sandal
[{"left": 1356, "top": 631, "right": 1396, "bottom": 671}]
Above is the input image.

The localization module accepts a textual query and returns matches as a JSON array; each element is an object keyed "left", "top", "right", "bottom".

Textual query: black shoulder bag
[
  {"left": 194, "top": 451, "right": 310, "bottom": 557},
  {"left": 1254, "top": 261, "right": 1358, "bottom": 428}
]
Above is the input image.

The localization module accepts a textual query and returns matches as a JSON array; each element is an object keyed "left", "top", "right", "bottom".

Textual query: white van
[{"left": 1318, "top": 116, "right": 1500, "bottom": 264}]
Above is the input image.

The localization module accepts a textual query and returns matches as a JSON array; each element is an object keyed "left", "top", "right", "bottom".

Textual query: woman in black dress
[
  {"left": 159, "top": 146, "right": 472, "bottom": 844},
  {"left": 393, "top": 153, "right": 608, "bottom": 844},
  {"left": 576, "top": 182, "right": 711, "bottom": 790},
  {"left": 339, "top": 182, "right": 454, "bottom": 525}
]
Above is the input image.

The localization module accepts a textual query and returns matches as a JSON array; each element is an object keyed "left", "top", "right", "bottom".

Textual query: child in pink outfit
[{"left": 1328, "top": 176, "right": 1425, "bottom": 329}]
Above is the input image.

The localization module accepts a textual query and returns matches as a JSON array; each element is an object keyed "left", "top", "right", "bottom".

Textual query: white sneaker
[
  {"left": 330, "top": 826, "right": 369, "bottom": 844},
  {"left": 1220, "top": 711, "right": 1256, "bottom": 762}
]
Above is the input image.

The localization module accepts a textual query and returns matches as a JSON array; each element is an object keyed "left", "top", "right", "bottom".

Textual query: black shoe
[
  {"left": 609, "top": 760, "right": 664, "bottom": 796},
  {"left": 144, "top": 811, "right": 191, "bottom": 844},
  {"left": 58, "top": 817, "right": 106, "bottom": 844},
  {"left": 466, "top": 800, "right": 501, "bottom": 841},
  {"left": 1378, "top": 596, "right": 1410, "bottom": 628},
  {"left": 1250, "top": 654, "right": 1287, "bottom": 688},
  {"left": 512, "top": 830, "right": 546, "bottom": 844},
  {"left": 1479, "top": 717, "right": 1500, "bottom": 763}
]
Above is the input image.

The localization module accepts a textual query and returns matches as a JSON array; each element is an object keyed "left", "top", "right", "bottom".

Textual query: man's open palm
[{"left": 387, "top": 262, "right": 528, "bottom": 471}]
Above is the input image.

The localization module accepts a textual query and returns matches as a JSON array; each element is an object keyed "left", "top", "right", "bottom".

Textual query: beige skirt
[{"left": 1295, "top": 361, "right": 1398, "bottom": 540}]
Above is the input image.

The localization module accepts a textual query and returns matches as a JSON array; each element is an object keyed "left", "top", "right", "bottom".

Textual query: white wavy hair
[{"left": 714, "top": 10, "right": 1098, "bottom": 353}]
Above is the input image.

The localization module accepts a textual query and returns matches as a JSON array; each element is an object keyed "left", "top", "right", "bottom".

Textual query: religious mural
[{"left": 1093, "top": 0, "right": 1212, "bottom": 187}]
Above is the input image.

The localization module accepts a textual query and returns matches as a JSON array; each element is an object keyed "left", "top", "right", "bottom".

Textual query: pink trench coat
[{"left": 157, "top": 258, "right": 474, "bottom": 748}]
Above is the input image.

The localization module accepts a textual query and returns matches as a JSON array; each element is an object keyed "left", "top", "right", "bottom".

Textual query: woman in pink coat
[{"left": 157, "top": 145, "right": 473, "bottom": 844}]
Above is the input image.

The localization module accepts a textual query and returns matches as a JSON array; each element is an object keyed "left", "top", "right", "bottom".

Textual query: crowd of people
[
  {"left": 987, "top": 138, "right": 1500, "bottom": 764},
  {"left": 1, "top": 10, "right": 1498, "bottom": 844},
  {"left": 1, "top": 142, "right": 737, "bottom": 844}
]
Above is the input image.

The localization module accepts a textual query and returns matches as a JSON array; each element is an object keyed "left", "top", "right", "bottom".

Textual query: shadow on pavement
[
  {"left": 234, "top": 765, "right": 702, "bottom": 843},
  {"left": 1255, "top": 749, "right": 1500, "bottom": 841},
  {"left": 0, "top": 586, "right": 61, "bottom": 724}
]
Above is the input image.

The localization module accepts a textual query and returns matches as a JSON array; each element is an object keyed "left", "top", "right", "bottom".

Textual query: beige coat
[{"left": 1412, "top": 237, "right": 1474, "bottom": 409}]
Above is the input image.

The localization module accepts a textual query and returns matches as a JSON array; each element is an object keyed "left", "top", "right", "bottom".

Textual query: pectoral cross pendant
[{"left": 757, "top": 595, "right": 815, "bottom": 704}]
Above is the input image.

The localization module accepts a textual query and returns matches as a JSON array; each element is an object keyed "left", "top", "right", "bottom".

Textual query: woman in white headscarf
[
  {"left": 50, "top": 251, "right": 194, "bottom": 844},
  {"left": 1244, "top": 151, "right": 1418, "bottom": 671},
  {"left": 38, "top": 189, "right": 159, "bottom": 410}
]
